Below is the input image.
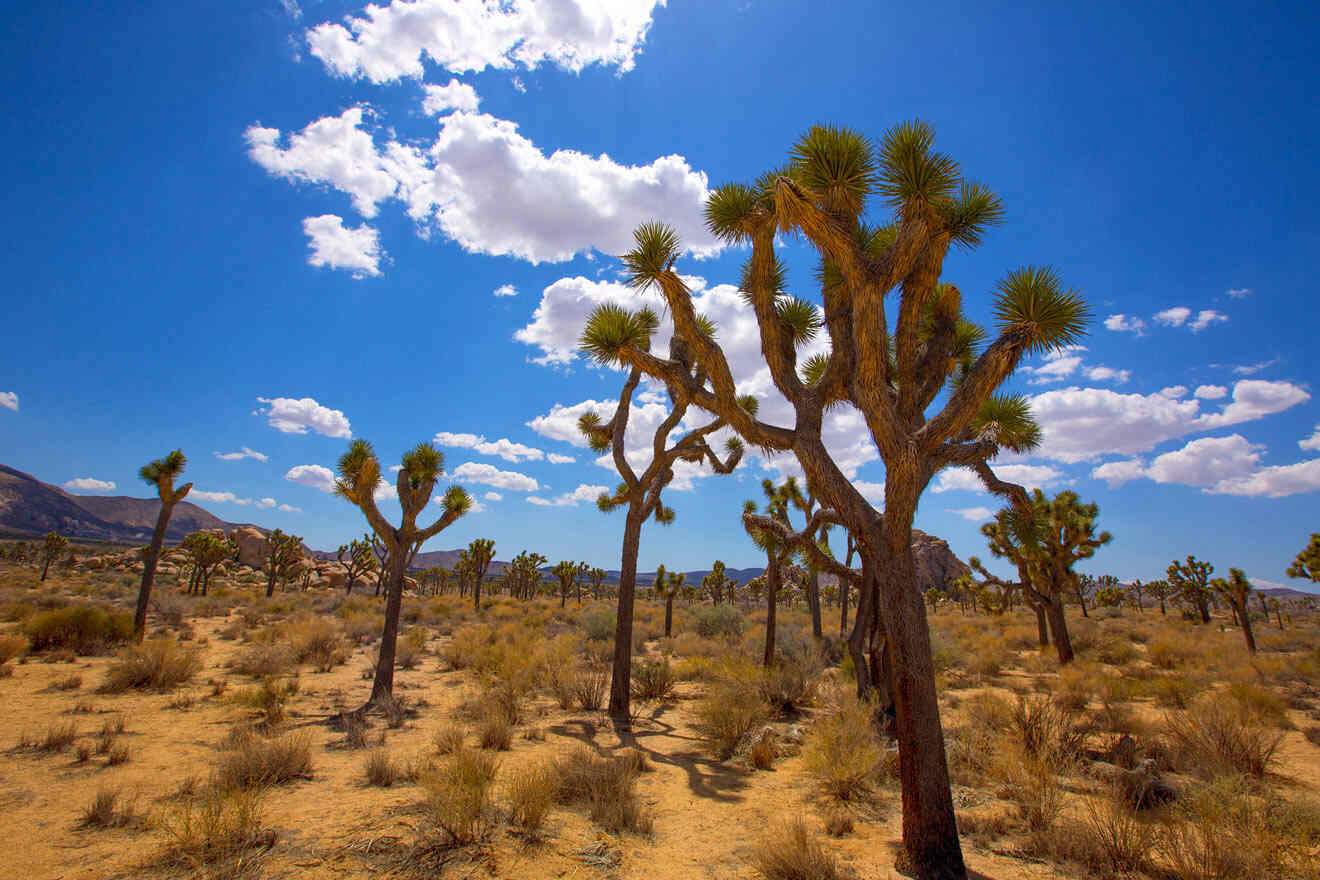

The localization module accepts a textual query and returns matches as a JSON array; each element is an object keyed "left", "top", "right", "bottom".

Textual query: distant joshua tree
[
  {"left": 134, "top": 450, "right": 192, "bottom": 642},
  {"left": 702, "top": 560, "right": 735, "bottom": 604},
  {"left": 264, "top": 529, "right": 304, "bottom": 597},
  {"left": 1147, "top": 578, "right": 1171, "bottom": 615},
  {"left": 656, "top": 566, "right": 685, "bottom": 637},
  {"left": 1286, "top": 533, "right": 1320, "bottom": 583},
  {"left": 465, "top": 538, "right": 496, "bottom": 611},
  {"left": 39, "top": 532, "right": 68, "bottom": 582},
  {"left": 504, "top": 551, "right": 547, "bottom": 600},
  {"left": 1167, "top": 556, "right": 1214, "bottom": 624},
  {"left": 182, "top": 531, "right": 235, "bottom": 596},
  {"left": 1211, "top": 567, "right": 1257, "bottom": 654},
  {"left": 551, "top": 560, "right": 587, "bottom": 609},
  {"left": 335, "top": 439, "right": 470, "bottom": 712},
  {"left": 337, "top": 535, "right": 376, "bottom": 595},
  {"left": 588, "top": 566, "right": 608, "bottom": 601},
  {"left": 742, "top": 479, "right": 800, "bottom": 667}
]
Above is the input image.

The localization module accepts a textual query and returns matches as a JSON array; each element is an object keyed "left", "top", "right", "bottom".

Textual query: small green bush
[
  {"left": 582, "top": 611, "right": 615, "bottom": 642},
  {"left": 694, "top": 604, "right": 745, "bottom": 639},
  {"left": 23, "top": 605, "right": 131, "bottom": 654}
]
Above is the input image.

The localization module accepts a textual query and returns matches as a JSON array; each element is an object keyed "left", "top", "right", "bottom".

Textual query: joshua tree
[
  {"left": 182, "top": 532, "right": 235, "bottom": 596},
  {"left": 1148, "top": 578, "right": 1170, "bottom": 615},
  {"left": 1130, "top": 578, "right": 1144, "bottom": 613},
  {"left": 464, "top": 538, "right": 496, "bottom": 611},
  {"left": 1095, "top": 584, "right": 1126, "bottom": 608},
  {"left": 335, "top": 440, "right": 470, "bottom": 712},
  {"left": 775, "top": 478, "right": 833, "bottom": 638},
  {"left": 1167, "top": 556, "right": 1214, "bottom": 624},
  {"left": 593, "top": 121, "right": 1086, "bottom": 878},
  {"left": 742, "top": 478, "right": 812, "bottom": 667},
  {"left": 577, "top": 320, "right": 742, "bottom": 719},
  {"left": 263, "top": 529, "right": 304, "bottom": 597},
  {"left": 551, "top": 560, "right": 584, "bottom": 609},
  {"left": 1286, "top": 533, "right": 1320, "bottom": 583},
  {"left": 924, "top": 587, "right": 942, "bottom": 612},
  {"left": 702, "top": 560, "right": 735, "bottom": 604},
  {"left": 505, "top": 551, "right": 547, "bottom": 600},
  {"left": 134, "top": 450, "right": 192, "bottom": 642},
  {"left": 588, "top": 566, "right": 608, "bottom": 600},
  {"left": 658, "top": 567, "right": 685, "bottom": 637},
  {"left": 39, "top": 532, "right": 68, "bottom": 582},
  {"left": 981, "top": 491, "right": 1111, "bottom": 665},
  {"left": 1211, "top": 568, "right": 1257, "bottom": 654},
  {"left": 337, "top": 535, "right": 377, "bottom": 595}
]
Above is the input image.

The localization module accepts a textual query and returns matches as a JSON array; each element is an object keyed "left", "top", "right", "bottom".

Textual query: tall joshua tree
[
  {"left": 577, "top": 318, "right": 742, "bottom": 719},
  {"left": 335, "top": 440, "right": 470, "bottom": 712},
  {"left": 1211, "top": 567, "right": 1257, "bottom": 654},
  {"left": 183, "top": 532, "right": 235, "bottom": 596},
  {"left": 465, "top": 538, "right": 496, "bottom": 611},
  {"left": 39, "top": 532, "right": 68, "bottom": 582},
  {"left": 1286, "top": 534, "right": 1320, "bottom": 583},
  {"left": 595, "top": 121, "right": 1086, "bottom": 878},
  {"left": 134, "top": 450, "right": 192, "bottom": 642},
  {"left": 1148, "top": 579, "right": 1170, "bottom": 615},
  {"left": 1167, "top": 556, "right": 1214, "bottom": 624}
]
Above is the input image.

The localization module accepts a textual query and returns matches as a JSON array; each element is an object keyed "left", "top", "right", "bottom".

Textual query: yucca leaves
[
  {"left": 139, "top": 449, "right": 187, "bottom": 485},
  {"left": 739, "top": 254, "right": 787, "bottom": 304},
  {"left": 580, "top": 303, "right": 656, "bottom": 365},
  {"left": 877, "top": 120, "right": 960, "bottom": 209},
  {"left": 788, "top": 125, "right": 876, "bottom": 216},
  {"left": 971, "top": 395, "right": 1041, "bottom": 453},
  {"left": 735, "top": 394, "right": 760, "bottom": 417},
  {"left": 776, "top": 297, "right": 823, "bottom": 346},
  {"left": 800, "top": 352, "right": 830, "bottom": 386},
  {"left": 335, "top": 439, "right": 380, "bottom": 502},
  {"left": 578, "top": 411, "right": 612, "bottom": 453},
  {"left": 705, "top": 184, "right": 758, "bottom": 243},
  {"left": 992, "top": 266, "right": 1090, "bottom": 354},
  {"left": 439, "top": 484, "right": 472, "bottom": 515},
  {"left": 400, "top": 442, "right": 444, "bottom": 488},
  {"left": 943, "top": 181, "right": 1005, "bottom": 250},
  {"left": 621, "top": 222, "right": 682, "bottom": 289}
]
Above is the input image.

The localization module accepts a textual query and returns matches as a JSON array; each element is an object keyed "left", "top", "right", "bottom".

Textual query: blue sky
[{"left": 2, "top": 1, "right": 1318, "bottom": 590}]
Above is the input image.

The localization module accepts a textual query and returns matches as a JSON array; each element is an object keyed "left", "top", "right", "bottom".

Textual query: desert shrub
[
  {"left": 631, "top": 658, "right": 676, "bottom": 702},
  {"left": 803, "top": 694, "right": 884, "bottom": 801},
  {"left": 993, "top": 747, "right": 1063, "bottom": 833},
  {"left": 100, "top": 638, "right": 201, "bottom": 692},
  {"left": 23, "top": 605, "right": 131, "bottom": 654},
  {"left": 0, "top": 633, "right": 28, "bottom": 665},
  {"left": 1011, "top": 693, "right": 1088, "bottom": 765},
  {"left": 478, "top": 708, "right": 513, "bottom": 751},
  {"left": 694, "top": 604, "right": 745, "bottom": 640},
  {"left": 364, "top": 750, "right": 408, "bottom": 787},
  {"left": 750, "top": 728, "right": 777, "bottom": 770},
  {"left": 421, "top": 746, "right": 498, "bottom": 845},
  {"left": 749, "top": 819, "right": 846, "bottom": 880},
  {"left": 1148, "top": 634, "right": 1198, "bottom": 670},
  {"left": 964, "top": 634, "right": 1004, "bottom": 677},
  {"left": 505, "top": 761, "right": 556, "bottom": 836},
  {"left": 694, "top": 672, "right": 769, "bottom": 760},
  {"left": 214, "top": 727, "right": 313, "bottom": 790},
  {"left": 232, "top": 677, "right": 298, "bottom": 727},
  {"left": 1165, "top": 696, "right": 1283, "bottom": 778},
  {"left": 433, "top": 724, "right": 465, "bottom": 755},
  {"left": 1047, "top": 791, "right": 1155, "bottom": 876},
  {"left": 158, "top": 787, "right": 274, "bottom": 873},
  {"left": 582, "top": 611, "right": 615, "bottom": 642},
  {"left": 1094, "top": 637, "right": 1140, "bottom": 667},
  {"left": 552, "top": 747, "right": 651, "bottom": 833},
  {"left": 1223, "top": 681, "right": 1291, "bottom": 728},
  {"left": 106, "top": 741, "right": 131, "bottom": 765},
  {"left": 38, "top": 721, "right": 79, "bottom": 752},
  {"left": 1145, "top": 674, "right": 1199, "bottom": 708},
  {"left": 759, "top": 659, "right": 817, "bottom": 716},
  {"left": 80, "top": 787, "right": 137, "bottom": 828},
  {"left": 824, "top": 809, "right": 854, "bottom": 838},
  {"left": 285, "top": 617, "right": 347, "bottom": 671},
  {"left": 395, "top": 626, "right": 429, "bottom": 670},
  {"left": 441, "top": 623, "right": 496, "bottom": 670},
  {"left": 230, "top": 643, "right": 296, "bottom": 679},
  {"left": 571, "top": 666, "right": 609, "bottom": 711},
  {"left": 51, "top": 673, "right": 82, "bottom": 691}
]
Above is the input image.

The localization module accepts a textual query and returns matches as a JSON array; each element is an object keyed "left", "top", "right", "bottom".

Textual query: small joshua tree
[
  {"left": 505, "top": 551, "right": 547, "bottom": 600},
  {"left": 264, "top": 529, "right": 304, "bottom": 598},
  {"left": 134, "top": 450, "right": 192, "bottom": 642},
  {"left": 702, "top": 560, "right": 735, "bottom": 604},
  {"left": 742, "top": 479, "right": 800, "bottom": 667},
  {"left": 658, "top": 568, "right": 685, "bottom": 637},
  {"left": 1211, "top": 567, "right": 1257, "bottom": 655},
  {"left": 39, "top": 532, "right": 68, "bottom": 582},
  {"left": 587, "top": 566, "right": 608, "bottom": 600},
  {"left": 1167, "top": 556, "right": 1214, "bottom": 624},
  {"left": 1286, "top": 534, "right": 1320, "bottom": 584},
  {"left": 335, "top": 439, "right": 470, "bottom": 712},
  {"left": 1148, "top": 578, "right": 1170, "bottom": 615},
  {"left": 551, "top": 560, "right": 586, "bottom": 609},
  {"left": 182, "top": 532, "right": 235, "bottom": 595},
  {"left": 337, "top": 535, "right": 377, "bottom": 595},
  {"left": 465, "top": 538, "right": 496, "bottom": 611}
]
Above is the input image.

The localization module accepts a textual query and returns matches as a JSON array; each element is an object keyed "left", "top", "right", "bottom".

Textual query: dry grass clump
[
  {"left": 803, "top": 693, "right": 885, "bottom": 801},
  {"left": 284, "top": 616, "right": 348, "bottom": 671},
  {"left": 420, "top": 745, "right": 498, "bottom": 845},
  {"left": 99, "top": 638, "right": 201, "bottom": 692},
  {"left": 505, "top": 760, "right": 556, "bottom": 837},
  {"left": 214, "top": 725, "right": 313, "bottom": 790},
  {"left": 79, "top": 787, "right": 139, "bottom": 828},
  {"left": 0, "top": 632, "right": 28, "bottom": 665},
  {"left": 1165, "top": 695, "right": 1284, "bottom": 778},
  {"left": 1147, "top": 631, "right": 1201, "bottom": 670},
  {"left": 1010, "top": 693, "right": 1089, "bottom": 766},
  {"left": 1040, "top": 790, "right": 1155, "bottom": 876},
  {"left": 395, "top": 626, "right": 428, "bottom": 670},
  {"left": 23, "top": 604, "right": 132, "bottom": 655},
  {"left": 749, "top": 819, "right": 848, "bottom": 880},
  {"left": 630, "top": 658, "right": 676, "bottom": 702},
  {"left": 759, "top": 657, "right": 818, "bottom": 716},
  {"left": 229, "top": 643, "right": 296, "bottom": 678},
  {"left": 363, "top": 749, "right": 412, "bottom": 787},
  {"left": 157, "top": 787, "right": 274, "bottom": 876},
  {"left": 433, "top": 723, "right": 465, "bottom": 755},
  {"left": 231, "top": 677, "right": 299, "bottom": 727},
  {"left": 50, "top": 673, "right": 82, "bottom": 691},
  {"left": 694, "top": 661, "right": 770, "bottom": 760},
  {"left": 570, "top": 665, "right": 610, "bottom": 711},
  {"left": 552, "top": 747, "right": 652, "bottom": 833},
  {"left": 33, "top": 721, "right": 79, "bottom": 752},
  {"left": 1222, "top": 680, "right": 1291, "bottom": 728}
]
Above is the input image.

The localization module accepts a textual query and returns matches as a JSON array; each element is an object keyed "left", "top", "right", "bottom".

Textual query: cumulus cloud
[
  {"left": 493, "top": 283, "right": 517, "bottom": 297},
  {"left": 483, "top": 491, "right": 502, "bottom": 501},
  {"left": 247, "top": 108, "right": 717, "bottom": 264},
  {"left": 1104, "top": 314, "right": 1146, "bottom": 335},
  {"left": 433, "top": 431, "right": 544, "bottom": 462},
  {"left": 1189, "top": 310, "right": 1228, "bottom": 332},
  {"left": 421, "top": 78, "right": 480, "bottom": 115},
  {"left": 0, "top": 391, "right": 16, "bottom": 411},
  {"left": 452, "top": 461, "right": 539, "bottom": 491},
  {"left": 547, "top": 453, "right": 575, "bottom": 464},
  {"left": 948, "top": 507, "right": 994, "bottom": 522},
  {"left": 1084, "top": 366, "right": 1130, "bottom": 384},
  {"left": 1020, "top": 347, "right": 1127, "bottom": 385},
  {"left": 1153, "top": 306, "right": 1191, "bottom": 327},
  {"left": 214, "top": 447, "right": 268, "bottom": 462},
  {"left": 191, "top": 489, "right": 253, "bottom": 505},
  {"left": 853, "top": 480, "right": 886, "bottom": 505},
  {"left": 302, "top": 214, "right": 384, "bottom": 278},
  {"left": 1092, "top": 435, "right": 1320, "bottom": 498},
  {"left": 1090, "top": 458, "right": 1149, "bottom": 489},
  {"left": 1300, "top": 426, "right": 1320, "bottom": 452},
  {"left": 1159, "top": 386, "right": 1189, "bottom": 399},
  {"left": 1195, "top": 380, "right": 1311, "bottom": 429},
  {"left": 257, "top": 396, "right": 352, "bottom": 437},
  {"left": 1210, "top": 459, "right": 1320, "bottom": 498},
  {"left": 256, "top": 498, "right": 277, "bottom": 509},
  {"left": 278, "top": 503, "right": 302, "bottom": 513},
  {"left": 306, "top": 0, "right": 666, "bottom": 82},
  {"left": 1193, "top": 385, "right": 1227, "bottom": 400},
  {"left": 63, "top": 477, "right": 116, "bottom": 493},
  {"left": 1152, "top": 306, "right": 1227, "bottom": 333},
  {"left": 526, "top": 483, "right": 608, "bottom": 507},
  {"left": 1023, "top": 354, "right": 1082, "bottom": 384},
  {"left": 285, "top": 464, "right": 337, "bottom": 492},
  {"left": 931, "top": 464, "right": 1064, "bottom": 494}
]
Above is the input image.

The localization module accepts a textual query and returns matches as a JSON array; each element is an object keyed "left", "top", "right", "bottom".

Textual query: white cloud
[
  {"left": 1193, "top": 385, "right": 1227, "bottom": 400},
  {"left": 285, "top": 464, "right": 337, "bottom": 492},
  {"left": 0, "top": 392, "right": 16, "bottom": 412},
  {"left": 1210, "top": 459, "right": 1320, "bottom": 498},
  {"left": 1021, "top": 346, "right": 1126, "bottom": 385},
  {"left": 948, "top": 507, "right": 993, "bottom": 522},
  {"left": 1189, "top": 309, "right": 1228, "bottom": 332},
  {"left": 853, "top": 480, "right": 886, "bottom": 505},
  {"left": 1194, "top": 380, "right": 1310, "bottom": 430},
  {"left": 1104, "top": 314, "right": 1146, "bottom": 335},
  {"left": 247, "top": 108, "right": 718, "bottom": 264},
  {"left": 433, "top": 431, "right": 545, "bottom": 462},
  {"left": 256, "top": 498, "right": 277, "bottom": 509},
  {"left": 493, "top": 283, "right": 518, "bottom": 297},
  {"left": 1091, "top": 458, "right": 1149, "bottom": 489},
  {"left": 278, "top": 503, "right": 302, "bottom": 513},
  {"left": 931, "top": 464, "right": 1064, "bottom": 494},
  {"left": 547, "top": 453, "right": 575, "bottom": 464},
  {"left": 1226, "top": 288, "right": 1252, "bottom": 299},
  {"left": 452, "top": 461, "right": 539, "bottom": 491},
  {"left": 214, "top": 447, "right": 269, "bottom": 462},
  {"left": 525, "top": 483, "right": 608, "bottom": 507},
  {"left": 306, "top": 0, "right": 666, "bottom": 82},
  {"left": 1300, "top": 426, "right": 1320, "bottom": 452},
  {"left": 302, "top": 214, "right": 384, "bottom": 278},
  {"left": 1084, "top": 365, "right": 1131, "bottom": 384},
  {"left": 1233, "top": 358, "right": 1280, "bottom": 376},
  {"left": 1090, "top": 434, "right": 1320, "bottom": 498},
  {"left": 257, "top": 396, "right": 352, "bottom": 437},
  {"left": 1153, "top": 306, "right": 1191, "bottom": 327},
  {"left": 374, "top": 482, "right": 398, "bottom": 502},
  {"left": 191, "top": 489, "right": 253, "bottom": 505},
  {"left": 63, "top": 477, "right": 116, "bottom": 493},
  {"left": 483, "top": 491, "right": 502, "bottom": 501},
  {"left": 1159, "top": 386, "right": 1189, "bottom": 399},
  {"left": 421, "top": 78, "right": 480, "bottom": 115},
  {"left": 1023, "top": 354, "right": 1082, "bottom": 384}
]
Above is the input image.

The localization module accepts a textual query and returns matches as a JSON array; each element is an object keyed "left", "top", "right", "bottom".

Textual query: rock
[
  {"left": 230, "top": 526, "right": 268, "bottom": 569},
  {"left": 1087, "top": 758, "right": 1176, "bottom": 809},
  {"left": 403, "top": 576, "right": 420, "bottom": 593},
  {"left": 323, "top": 564, "right": 349, "bottom": 590},
  {"left": 818, "top": 528, "right": 971, "bottom": 594}
]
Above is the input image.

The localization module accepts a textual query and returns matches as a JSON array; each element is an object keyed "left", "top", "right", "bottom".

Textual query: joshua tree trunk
[
  {"left": 763, "top": 555, "right": 780, "bottom": 667},
  {"left": 1194, "top": 594, "right": 1210, "bottom": 624},
  {"left": 807, "top": 569, "right": 823, "bottom": 640},
  {"left": 1045, "top": 596, "right": 1074, "bottom": 664},
  {"left": 1033, "top": 602, "right": 1050, "bottom": 649},
  {"left": 40, "top": 557, "right": 52, "bottom": 581},
  {"left": 1236, "top": 599, "right": 1257, "bottom": 654},
  {"left": 473, "top": 574, "right": 481, "bottom": 612},
  {"left": 365, "top": 549, "right": 410, "bottom": 709},
  {"left": 1275, "top": 606, "right": 1284, "bottom": 629},
  {"left": 133, "top": 502, "right": 174, "bottom": 643},
  {"left": 609, "top": 509, "right": 645, "bottom": 718},
  {"left": 664, "top": 593, "right": 674, "bottom": 637},
  {"left": 1076, "top": 585, "right": 1089, "bottom": 618},
  {"left": 839, "top": 577, "right": 849, "bottom": 637}
]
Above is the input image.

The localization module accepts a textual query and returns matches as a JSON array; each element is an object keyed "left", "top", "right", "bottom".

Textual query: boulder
[
  {"left": 323, "top": 563, "right": 349, "bottom": 590},
  {"left": 230, "top": 526, "right": 268, "bottom": 570}
]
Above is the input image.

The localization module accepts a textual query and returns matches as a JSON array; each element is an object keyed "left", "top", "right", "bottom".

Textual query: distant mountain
[{"left": 0, "top": 463, "right": 246, "bottom": 543}]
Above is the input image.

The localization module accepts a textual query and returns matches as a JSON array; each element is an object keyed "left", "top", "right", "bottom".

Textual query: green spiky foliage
[
  {"left": 742, "top": 478, "right": 806, "bottom": 667},
  {"left": 336, "top": 535, "right": 377, "bottom": 595},
  {"left": 503, "top": 551, "right": 548, "bottom": 601},
  {"left": 655, "top": 567, "right": 685, "bottom": 637},
  {"left": 39, "top": 532, "right": 68, "bottom": 583},
  {"left": 588, "top": 566, "right": 608, "bottom": 601},
  {"left": 702, "top": 560, "right": 735, "bottom": 604},
  {"left": 465, "top": 538, "right": 496, "bottom": 612},
  {"left": 1146, "top": 579, "right": 1171, "bottom": 615},
  {"left": 1286, "top": 533, "right": 1320, "bottom": 583},
  {"left": 335, "top": 439, "right": 471, "bottom": 712},
  {"left": 133, "top": 449, "right": 193, "bottom": 642},
  {"left": 982, "top": 490, "right": 1111, "bottom": 665},
  {"left": 1210, "top": 568, "right": 1258, "bottom": 654},
  {"left": 1166, "top": 556, "right": 1214, "bottom": 624}
]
